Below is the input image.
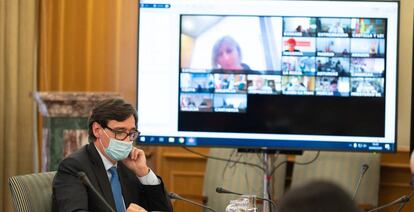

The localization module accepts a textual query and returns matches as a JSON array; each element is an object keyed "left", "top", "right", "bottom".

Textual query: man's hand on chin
[
  {"left": 122, "top": 147, "right": 150, "bottom": 177},
  {"left": 127, "top": 203, "right": 147, "bottom": 212}
]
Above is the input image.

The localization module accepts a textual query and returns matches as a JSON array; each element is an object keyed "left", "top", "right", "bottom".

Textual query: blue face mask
[{"left": 101, "top": 130, "right": 133, "bottom": 161}]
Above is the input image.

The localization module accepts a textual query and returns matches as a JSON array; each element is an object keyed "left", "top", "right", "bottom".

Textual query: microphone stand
[
  {"left": 367, "top": 189, "right": 414, "bottom": 212},
  {"left": 77, "top": 172, "right": 116, "bottom": 212},
  {"left": 352, "top": 164, "right": 369, "bottom": 200},
  {"left": 263, "top": 151, "right": 270, "bottom": 212},
  {"left": 396, "top": 189, "right": 414, "bottom": 212},
  {"left": 236, "top": 148, "right": 293, "bottom": 212}
]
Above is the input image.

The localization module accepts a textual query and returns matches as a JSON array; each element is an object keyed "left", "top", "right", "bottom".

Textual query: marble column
[{"left": 33, "top": 92, "right": 121, "bottom": 171}]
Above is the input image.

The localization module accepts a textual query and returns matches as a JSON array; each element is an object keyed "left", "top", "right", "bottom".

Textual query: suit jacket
[{"left": 52, "top": 143, "right": 172, "bottom": 212}]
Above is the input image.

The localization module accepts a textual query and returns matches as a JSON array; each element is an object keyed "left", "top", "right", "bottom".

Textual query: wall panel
[
  {"left": 37, "top": 0, "right": 138, "bottom": 177},
  {"left": 39, "top": 0, "right": 137, "bottom": 103}
]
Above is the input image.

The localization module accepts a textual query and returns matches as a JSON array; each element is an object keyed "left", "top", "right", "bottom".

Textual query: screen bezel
[{"left": 136, "top": 0, "right": 400, "bottom": 152}]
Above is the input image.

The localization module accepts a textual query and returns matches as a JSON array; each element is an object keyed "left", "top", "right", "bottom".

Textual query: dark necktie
[{"left": 109, "top": 166, "right": 125, "bottom": 212}]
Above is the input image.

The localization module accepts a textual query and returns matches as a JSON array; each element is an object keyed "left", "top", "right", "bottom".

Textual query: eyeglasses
[{"left": 105, "top": 126, "right": 140, "bottom": 141}]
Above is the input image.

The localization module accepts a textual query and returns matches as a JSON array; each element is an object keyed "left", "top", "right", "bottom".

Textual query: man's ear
[{"left": 92, "top": 122, "right": 102, "bottom": 139}]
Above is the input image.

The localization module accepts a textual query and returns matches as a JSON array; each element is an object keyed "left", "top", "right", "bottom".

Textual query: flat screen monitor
[{"left": 137, "top": 0, "right": 399, "bottom": 152}]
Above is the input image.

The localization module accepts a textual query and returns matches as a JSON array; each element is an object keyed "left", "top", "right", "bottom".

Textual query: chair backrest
[
  {"left": 203, "top": 148, "right": 286, "bottom": 212},
  {"left": 8, "top": 171, "right": 56, "bottom": 212},
  {"left": 290, "top": 151, "right": 380, "bottom": 207}
]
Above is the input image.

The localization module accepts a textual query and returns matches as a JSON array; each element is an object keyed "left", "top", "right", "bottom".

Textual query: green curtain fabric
[{"left": 0, "top": 0, "right": 38, "bottom": 210}]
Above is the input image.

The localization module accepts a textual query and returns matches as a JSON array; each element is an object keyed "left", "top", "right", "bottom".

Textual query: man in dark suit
[{"left": 52, "top": 99, "right": 172, "bottom": 212}]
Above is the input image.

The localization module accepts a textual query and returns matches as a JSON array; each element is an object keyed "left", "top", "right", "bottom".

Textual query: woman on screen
[{"left": 212, "top": 36, "right": 258, "bottom": 74}]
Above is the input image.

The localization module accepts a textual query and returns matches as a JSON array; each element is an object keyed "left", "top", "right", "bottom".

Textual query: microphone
[
  {"left": 352, "top": 163, "right": 369, "bottom": 200},
  {"left": 394, "top": 152, "right": 414, "bottom": 212},
  {"left": 168, "top": 192, "right": 216, "bottom": 212},
  {"left": 216, "top": 187, "right": 277, "bottom": 210},
  {"left": 216, "top": 187, "right": 243, "bottom": 195},
  {"left": 367, "top": 190, "right": 414, "bottom": 212},
  {"left": 396, "top": 189, "right": 414, "bottom": 212},
  {"left": 77, "top": 172, "right": 116, "bottom": 212}
]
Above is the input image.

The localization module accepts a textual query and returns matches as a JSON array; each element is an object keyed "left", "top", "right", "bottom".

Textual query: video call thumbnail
[
  {"left": 282, "top": 56, "right": 316, "bottom": 75},
  {"left": 282, "top": 17, "right": 386, "bottom": 39},
  {"left": 315, "top": 76, "right": 350, "bottom": 96},
  {"left": 180, "top": 73, "right": 214, "bottom": 93},
  {"left": 351, "top": 18, "right": 386, "bottom": 38},
  {"left": 316, "top": 38, "right": 350, "bottom": 57},
  {"left": 180, "top": 93, "right": 214, "bottom": 112},
  {"left": 283, "top": 17, "right": 317, "bottom": 37},
  {"left": 351, "top": 77, "right": 384, "bottom": 97},
  {"left": 247, "top": 75, "right": 282, "bottom": 94},
  {"left": 350, "top": 58, "right": 384, "bottom": 77},
  {"left": 214, "top": 74, "right": 247, "bottom": 93},
  {"left": 351, "top": 38, "right": 385, "bottom": 57},
  {"left": 179, "top": 14, "right": 386, "bottom": 116},
  {"left": 316, "top": 57, "right": 350, "bottom": 76},
  {"left": 213, "top": 93, "right": 247, "bottom": 113},
  {"left": 180, "top": 15, "right": 282, "bottom": 73},
  {"left": 282, "top": 76, "right": 315, "bottom": 95},
  {"left": 282, "top": 37, "right": 316, "bottom": 56},
  {"left": 317, "top": 18, "right": 351, "bottom": 37}
]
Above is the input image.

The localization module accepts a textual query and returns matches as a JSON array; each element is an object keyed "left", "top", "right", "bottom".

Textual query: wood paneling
[
  {"left": 156, "top": 147, "right": 209, "bottom": 211},
  {"left": 378, "top": 148, "right": 414, "bottom": 212},
  {"left": 39, "top": 0, "right": 137, "bottom": 103},
  {"left": 38, "top": 0, "right": 139, "bottom": 169}
]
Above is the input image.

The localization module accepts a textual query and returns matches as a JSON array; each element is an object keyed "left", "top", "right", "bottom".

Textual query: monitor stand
[{"left": 237, "top": 148, "right": 303, "bottom": 212}]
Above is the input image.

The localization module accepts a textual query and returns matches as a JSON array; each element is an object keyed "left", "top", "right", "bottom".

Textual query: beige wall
[{"left": 397, "top": 0, "right": 413, "bottom": 148}]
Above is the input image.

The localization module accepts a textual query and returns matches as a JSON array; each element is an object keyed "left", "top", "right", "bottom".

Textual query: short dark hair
[
  {"left": 278, "top": 180, "right": 362, "bottom": 212},
  {"left": 88, "top": 98, "right": 137, "bottom": 142}
]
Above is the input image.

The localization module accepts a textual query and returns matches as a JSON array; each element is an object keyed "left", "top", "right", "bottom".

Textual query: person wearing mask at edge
[
  {"left": 211, "top": 35, "right": 260, "bottom": 74},
  {"left": 52, "top": 98, "right": 172, "bottom": 212},
  {"left": 410, "top": 151, "right": 414, "bottom": 186}
]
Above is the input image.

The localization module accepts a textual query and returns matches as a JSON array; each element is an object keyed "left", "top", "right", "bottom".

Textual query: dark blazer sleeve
[
  {"left": 118, "top": 164, "right": 173, "bottom": 212},
  {"left": 52, "top": 156, "right": 91, "bottom": 212},
  {"left": 52, "top": 145, "right": 115, "bottom": 212},
  {"left": 140, "top": 177, "right": 173, "bottom": 211}
]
